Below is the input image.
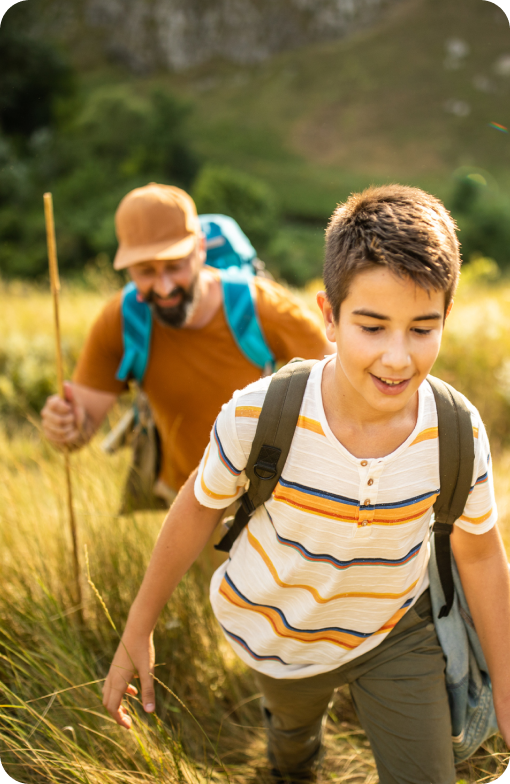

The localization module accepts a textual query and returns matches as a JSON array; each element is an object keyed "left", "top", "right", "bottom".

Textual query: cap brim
[{"left": 113, "top": 234, "right": 196, "bottom": 270}]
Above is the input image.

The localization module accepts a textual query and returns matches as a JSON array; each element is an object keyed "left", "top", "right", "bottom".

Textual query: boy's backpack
[
  {"left": 215, "top": 358, "right": 499, "bottom": 764},
  {"left": 103, "top": 215, "right": 275, "bottom": 512}
]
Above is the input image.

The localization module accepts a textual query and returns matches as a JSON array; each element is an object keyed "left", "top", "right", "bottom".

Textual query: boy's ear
[
  {"left": 445, "top": 300, "right": 454, "bottom": 319},
  {"left": 316, "top": 291, "right": 337, "bottom": 342}
]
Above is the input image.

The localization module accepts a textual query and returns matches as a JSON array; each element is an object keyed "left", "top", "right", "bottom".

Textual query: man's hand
[
  {"left": 102, "top": 630, "right": 156, "bottom": 729},
  {"left": 41, "top": 382, "right": 116, "bottom": 449},
  {"left": 42, "top": 382, "right": 88, "bottom": 448}
]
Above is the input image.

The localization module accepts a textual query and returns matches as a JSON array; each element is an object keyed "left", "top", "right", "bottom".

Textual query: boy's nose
[{"left": 381, "top": 335, "right": 411, "bottom": 370}]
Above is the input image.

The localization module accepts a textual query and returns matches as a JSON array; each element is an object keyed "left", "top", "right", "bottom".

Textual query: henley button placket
[{"left": 355, "top": 458, "right": 385, "bottom": 536}]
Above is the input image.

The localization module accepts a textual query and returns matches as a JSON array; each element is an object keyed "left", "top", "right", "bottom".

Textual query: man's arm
[
  {"left": 451, "top": 524, "right": 510, "bottom": 745},
  {"left": 102, "top": 469, "right": 224, "bottom": 729},
  {"left": 41, "top": 382, "right": 117, "bottom": 449}
]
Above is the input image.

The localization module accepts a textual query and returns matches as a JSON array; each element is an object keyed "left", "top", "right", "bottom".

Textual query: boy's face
[{"left": 318, "top": 267, "right": 448, "bottom": 416}]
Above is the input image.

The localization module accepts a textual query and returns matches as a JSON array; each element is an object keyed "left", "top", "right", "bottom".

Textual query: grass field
[{"left": 1, "top": 274, "right": 510, "bottom": 782}]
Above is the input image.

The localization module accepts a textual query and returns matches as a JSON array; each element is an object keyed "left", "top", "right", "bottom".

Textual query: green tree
[{"left": 0, "top": 26, "right": 74, "bottom": 141}]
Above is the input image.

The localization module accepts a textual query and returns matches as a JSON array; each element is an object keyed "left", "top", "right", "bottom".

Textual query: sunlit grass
[{"left": 1, "top": 273, "right": 509, "bottom": 782}]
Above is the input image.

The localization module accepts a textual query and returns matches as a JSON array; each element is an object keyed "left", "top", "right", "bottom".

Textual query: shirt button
[
  {"left": 361, "top": 520, "right": 369, "bottom": 527},
  {"left": 360, "top": 460, "right": 368, "bottom": 467},
  {"left": 367, "top": 478, "right": 374, "bottom": 486}
]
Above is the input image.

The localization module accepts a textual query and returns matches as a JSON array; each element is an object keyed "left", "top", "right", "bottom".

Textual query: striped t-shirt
[{"left": 194, "top": 358, "right": 497, "bottom": 679}]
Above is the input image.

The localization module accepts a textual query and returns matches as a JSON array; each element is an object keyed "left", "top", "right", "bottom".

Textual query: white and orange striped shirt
[{"left": 195, "top": 358, "right": 497, "bottom": 679}]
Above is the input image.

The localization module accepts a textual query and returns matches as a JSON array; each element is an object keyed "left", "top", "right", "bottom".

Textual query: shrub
[
  {"left": 193, "top": 164, "right": 279, "bottom": 253},
  {"left": 449, "top": 174, "right": 510, "bottom": 270}
]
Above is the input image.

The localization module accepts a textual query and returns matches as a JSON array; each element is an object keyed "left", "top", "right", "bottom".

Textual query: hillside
[
  {"left": 2, "top": 0, "right": 510, "bottom": 283},
  {"left": 12, "top": 0, "right": 510, "bottom": 220},
  {"left": 157, "top": 0, "right": 510, "bottom": 218}
]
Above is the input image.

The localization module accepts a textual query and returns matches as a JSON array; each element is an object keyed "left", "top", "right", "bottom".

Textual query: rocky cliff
[{"left": 33, "top": 0, "right": 409, "bottom": 73}]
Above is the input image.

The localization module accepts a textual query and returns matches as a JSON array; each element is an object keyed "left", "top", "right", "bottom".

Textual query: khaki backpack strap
[
  {"left": 215, "top": 358, "right": 318, "bottom": 553},
  {"left": 428, "top": 375, "right": 475, "bottom": 618}
]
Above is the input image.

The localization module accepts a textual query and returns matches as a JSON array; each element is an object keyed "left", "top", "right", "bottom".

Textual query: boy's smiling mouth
[{"left": 370, "top": 374, "right": 412, "bottom": 395}]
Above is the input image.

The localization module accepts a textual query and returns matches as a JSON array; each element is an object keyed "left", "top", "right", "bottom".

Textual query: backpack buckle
[{"left": 253, "top": 445, "right": 282, "bottom": 480}]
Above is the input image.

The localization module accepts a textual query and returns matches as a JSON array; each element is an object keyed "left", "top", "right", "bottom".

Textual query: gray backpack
[{"left": 216, "top": 359, "right": 499, "bottom": 763}]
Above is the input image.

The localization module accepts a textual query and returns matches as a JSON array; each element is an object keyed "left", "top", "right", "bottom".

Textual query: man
[{"left": 42, "top": 183, "right": 331, "bottom": 497}]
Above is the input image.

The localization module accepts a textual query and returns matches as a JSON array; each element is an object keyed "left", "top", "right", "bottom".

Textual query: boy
[{"left": 103, "top": 185, "right": 510, "bottom": 783}]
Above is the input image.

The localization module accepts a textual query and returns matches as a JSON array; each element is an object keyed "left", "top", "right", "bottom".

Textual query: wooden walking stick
[{"left": 44, "top": 192, "right": 83, "bottom": 621}]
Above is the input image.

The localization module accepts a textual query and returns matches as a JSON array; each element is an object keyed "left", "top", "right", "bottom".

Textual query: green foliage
[
  {"left": 0, "top": 26, "right": 74, "bottom": 140},
  {"left": 264, "top": 222, "right": 325, "bottom": 287},
  {"left": 193, "top": 164, "right": 279, "bottom": 253},
  {"left": 449, "top": 174, "right": 510, "bottom": 270},
  {"left": 0, "top": 54, "right": 199, "bottom": 278}
]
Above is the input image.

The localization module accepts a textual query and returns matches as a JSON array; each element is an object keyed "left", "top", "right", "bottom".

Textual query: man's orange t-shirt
[{"left": 73, "top": 276, "right": 327, "bottom": 491}]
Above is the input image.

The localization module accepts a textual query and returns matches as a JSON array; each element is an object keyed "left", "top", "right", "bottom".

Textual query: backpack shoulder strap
[
  {"left": 428, "top": 375, "right": 475, "bottom": 617},
  {"left": 116, "top": 282, "right": 153, "bottom": 384},
  {"left": 215, "top": 358, "right": 317, "bottom": 552},
  {"left": 219, "top": 267, "right": 275, "bottom": 372}
]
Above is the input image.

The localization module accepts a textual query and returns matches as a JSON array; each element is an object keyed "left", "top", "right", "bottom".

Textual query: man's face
[
  {"left": 128, "top": 238, "right": 206, "bottom": 328},
  {"left": 318, "top": 267, "right": 448, "bottom": 416}
]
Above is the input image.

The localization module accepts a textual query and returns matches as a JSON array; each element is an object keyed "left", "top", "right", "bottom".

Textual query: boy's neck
[{"left": 321, "top": 358, "right": 420, "bottom": 460}]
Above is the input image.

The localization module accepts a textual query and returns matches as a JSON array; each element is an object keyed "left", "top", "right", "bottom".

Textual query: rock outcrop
[{"left": 35, "top": 0, "right": 409, "bottom": 73}]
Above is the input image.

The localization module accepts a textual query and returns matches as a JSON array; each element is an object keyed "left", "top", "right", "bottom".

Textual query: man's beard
[{"left": 143, "top": 280, "right": 199, "bottom": 328}]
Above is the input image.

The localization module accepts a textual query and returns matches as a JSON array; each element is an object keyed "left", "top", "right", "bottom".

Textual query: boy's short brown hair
[{"left": 324, "top": 185, "right": 461, "bottom": 320}]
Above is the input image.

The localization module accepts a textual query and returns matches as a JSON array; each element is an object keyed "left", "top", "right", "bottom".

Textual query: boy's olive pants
[{"left": 253, "top": 590, "right": 456, "bottom": 784}]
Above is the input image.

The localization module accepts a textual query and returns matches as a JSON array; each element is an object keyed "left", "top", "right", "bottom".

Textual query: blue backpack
[{"left": 116, "top": 214, "right": 275, "bottom": 384}]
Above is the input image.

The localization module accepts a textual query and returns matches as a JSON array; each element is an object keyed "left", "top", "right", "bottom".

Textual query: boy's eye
[
  {"left": 361, "top": 325, "right": 382, "bottom": 333},
  {"left": 412, "top": 328, "right": 433, "bottom": 335}
]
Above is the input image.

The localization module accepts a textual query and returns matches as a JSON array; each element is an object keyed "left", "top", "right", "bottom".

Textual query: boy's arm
[
  {"left": 102, "top": 469, "right": 224, "bottom": 729},
  {"left": 451, "top": 524, "right": 510, "bottom": 745}
]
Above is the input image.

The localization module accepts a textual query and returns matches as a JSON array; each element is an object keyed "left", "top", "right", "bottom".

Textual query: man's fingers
[
  {"left": 42, "top": 395, "right": 74, "bottom": 416},
  {"left": 42, "top": 411, "right": 77, "bottom": 433},
  {"left": 43, "top": 426, "right": 82, "bottom": 447},
  {"left": 63, "top": 381, "right": 74, "bottom": 403}
]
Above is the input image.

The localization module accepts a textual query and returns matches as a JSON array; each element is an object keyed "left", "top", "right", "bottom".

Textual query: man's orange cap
[{"left": 113, "top": 183, "right": 200, "bottom": 270}]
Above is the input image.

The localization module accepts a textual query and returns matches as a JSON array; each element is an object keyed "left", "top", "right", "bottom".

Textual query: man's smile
[{"left": 153, "top": 291, "right": 183, "bottom": 308}]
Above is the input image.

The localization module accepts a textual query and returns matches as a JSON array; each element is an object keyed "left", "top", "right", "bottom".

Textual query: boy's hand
[{"left": 102, "top": 631, "right": 156, "bottom": 729}]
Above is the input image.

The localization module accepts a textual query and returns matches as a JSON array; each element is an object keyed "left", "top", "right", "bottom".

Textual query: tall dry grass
[{"left": 1, "top": 270, "right": 509, "bottom": 783}]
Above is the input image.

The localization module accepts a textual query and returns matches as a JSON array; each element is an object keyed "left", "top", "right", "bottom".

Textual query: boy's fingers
[
  {"left": 140, "top": 672, "right": 156, "bottom": 713},
  {"left": 103, "top": 681, "right": 131, "bottom": 725},
  {"left": 117, "top": 707, "right": 133, "bottom": 730}
]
